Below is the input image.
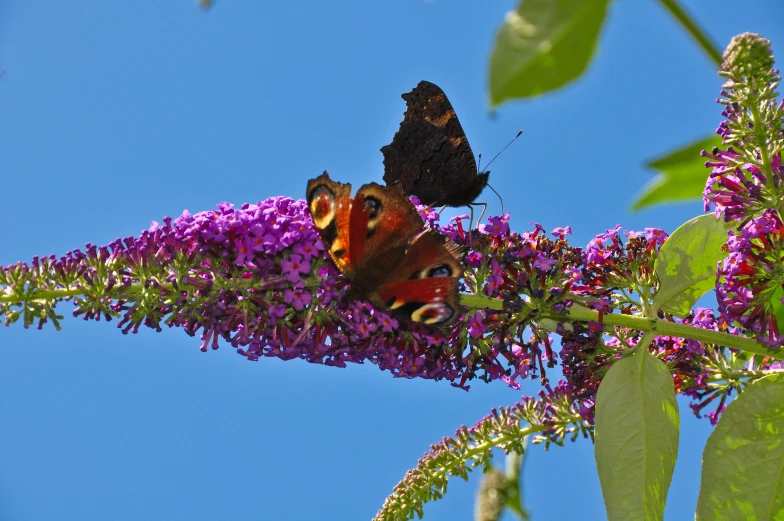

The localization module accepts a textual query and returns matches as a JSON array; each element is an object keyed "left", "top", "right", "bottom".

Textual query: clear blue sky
[{"left": 1, "top": 1, "right": 783, "bottom": 520}]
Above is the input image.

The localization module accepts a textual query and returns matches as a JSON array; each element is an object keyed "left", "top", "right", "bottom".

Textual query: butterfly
[
  {"left": 381, "top": 80, "right": 488, "bottom": 208},
  {"left": 306, "top": 171, "right": 464, "bottom": 326}
]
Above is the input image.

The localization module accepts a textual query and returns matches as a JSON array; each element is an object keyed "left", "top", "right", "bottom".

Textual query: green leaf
[
  {"left": 696, "top": 374, "right": 784, "bottom": 520},
  {"left": 770, "top": 287, "right": 784, "bottom": 334},
  {"left": 652, "top": 213, "right": 730, "bottom": 317},
  {"left": 488, "top": 0, "right": 611, "bottom": 106},
  {"left": 631, "top": 135, "right": 723, "bottom": 211},
  {"left": 595, "top": 349, "right": 680, "bottom": 521}
]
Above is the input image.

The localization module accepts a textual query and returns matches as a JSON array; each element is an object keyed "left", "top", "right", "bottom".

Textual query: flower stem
[
  {"left": 0, "top": 275, "right": 292, "bottom": 305},
  {"left": 460, "top": 294, "right": 784, "bottom": 360},
  {"left": 749, "top": 98, "right": 774, "bottom": 181},
  {"left": 555, "top": 307, "right": 784, "bottom": 360},
  {"left": 0, "top": 287, "right": 84, "bottom": 302},
  {"left": 462, "top": 294, "right": 504, "bottom": 310},
  {"left": 7, "top": 286, "right": 780, "bottom": 360},
  {"left": 657, "top": 0, "right": 723, "bottom": 67},
  {"left": 636, "top": 330, "right": 656, "bottom": 352}
]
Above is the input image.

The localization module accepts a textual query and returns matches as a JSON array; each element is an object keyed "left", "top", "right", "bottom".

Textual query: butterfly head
[{"left": 466, "top": 171, "right": 490, "bottom": 203}]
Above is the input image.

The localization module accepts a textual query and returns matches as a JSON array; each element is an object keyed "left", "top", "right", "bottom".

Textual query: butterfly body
[
  {"left": 381, "top": 81, "right": 488, "bottom": 207},
  {"left": 306, "top": 171, "right": 464, "bottom": 326}
]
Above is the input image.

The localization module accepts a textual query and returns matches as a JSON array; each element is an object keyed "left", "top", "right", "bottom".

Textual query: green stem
[
  {"left": 461, "top": 294, "right": 505, "bottom": 310},
  {"left": 554, "top": 307, "right": 784, "bottom": 360},
  {"left": 749, "top": 100, "right": 774, "bottom": 181},
  {"left": 460, "top": 294, "right": 784, "bottom": 360},
  {"left": 0, "top": 287, "right": 84, "bottom": 302},
  {"left": 7, "top": 285, "right": 782, "bottom": 360},
  {"left": 636, "top": 330, "right": 656, "bottom": 352},
  {"left": 0, "top": 275, "right": 293, "bottom": 304},
  {"left": 657, "top": 0, "right": 723, "bottom": 67}
]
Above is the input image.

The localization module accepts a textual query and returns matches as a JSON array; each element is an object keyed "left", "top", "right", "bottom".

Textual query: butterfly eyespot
[
  {"left": 364, "top": 196, "right": 382, "bottom": 219},
  {"left": 412, "top": 303, "right": 454, "bottom": 325},
  {"left": 309, "top": 185, "right": 336, "bottom": 229},
  {"left": 427, "top": 264, "right": 453, "bottom": 278}
]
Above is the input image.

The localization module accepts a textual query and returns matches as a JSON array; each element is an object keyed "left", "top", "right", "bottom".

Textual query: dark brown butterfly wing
[
  {"left": 306, "top": 172, "right": 464, "bottom": 326},
  {"left": 381, "top": 81, "right": 488, "bottom": 207}
]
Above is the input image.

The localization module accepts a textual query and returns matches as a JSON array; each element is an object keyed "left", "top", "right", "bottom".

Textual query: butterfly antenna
[
  {"left": 476, "top": 152, "right": 483, "bottom": 172},
  {"left": 480, "top": 129, "right": 523, "bottom": 173}
]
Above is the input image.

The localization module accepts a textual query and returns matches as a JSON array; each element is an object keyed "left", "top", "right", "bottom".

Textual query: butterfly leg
[
  {"left": 469, "top": 202, "right": 487, "bottom": 228},
  {"left": 437, "top": 205, "right": 448, "bottom": 215},
  {"left": 486, "top": 184, "right": 505, "bottom": 215},
  {"left": 467, "top": 203, "right": 487, "bottom": 247}
]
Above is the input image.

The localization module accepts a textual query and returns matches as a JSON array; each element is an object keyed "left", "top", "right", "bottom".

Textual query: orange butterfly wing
[
  {"left": 307, "top": 172, "right": 464, "bottom": 326},
  {"left": 307, "top": 172, "right": 355, "bottom": 275}
]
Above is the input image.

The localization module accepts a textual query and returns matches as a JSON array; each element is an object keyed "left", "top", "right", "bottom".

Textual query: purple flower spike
[
  {"left": 3, "top": 195, "right": 559, "bottom": 392},
  {"left": 702, "top": 35, "right": 784, "bottom": 224},
  {"left": 717, "top": 210, "right": 784, "bottom": 348}
]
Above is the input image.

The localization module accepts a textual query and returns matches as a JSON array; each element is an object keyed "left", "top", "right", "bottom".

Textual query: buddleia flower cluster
[
  {"left": 704, "top": 33, "right": 784, "bottom": 347},
  {"left": 374, "top": 383, "right": 587, "bottom": 521},
  {"left": 4, "top": 185, "right": 751, "bottom": 431},
  {"left": 0, "top": 192, "right": 590, "bottom": 394}
]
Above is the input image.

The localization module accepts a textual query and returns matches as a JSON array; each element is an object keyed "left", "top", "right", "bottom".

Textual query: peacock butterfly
[
  {"left": 306, "top": 171, "right": 464, "bottom": 326},
  {"left": 381, "top": 80, "right": 487, "bottom": 208}
]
